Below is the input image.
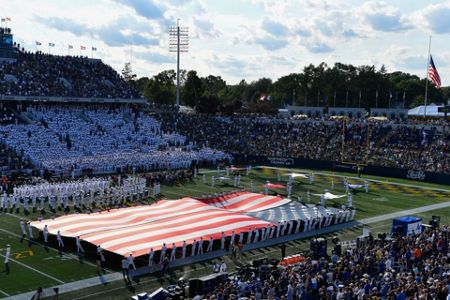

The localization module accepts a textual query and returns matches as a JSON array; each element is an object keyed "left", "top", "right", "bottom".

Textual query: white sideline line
[
  {"left": 0, "top": 289, "right": 10, "bottom": 297},
  {"left": 0, "top": 219, "right": 104, "bottom": 271},
  {"left": 0, "top": 253, "right": 64, "bottom": 284}
]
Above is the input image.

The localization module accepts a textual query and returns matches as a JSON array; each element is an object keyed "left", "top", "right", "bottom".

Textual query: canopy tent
[
  {"left": 312, "top": 192, "right": 347, "bottom": 200},
  {"left": 264, "top": 183, "right": 287, "bottom": 189},
  {"left": 286, "top": 173, "right": 309, "bottom": 179},
  {"left": 391, "top": 216, "right": 422, "bottom": 236},
  {"left": 348, "top": 184, "right": 364, "bottom": 189},
  {"left": 408, "top": 104, "right": 445, "bottom": 117},
  {"left": 229, "top": 165, "right": 246, "bottom": 171}
]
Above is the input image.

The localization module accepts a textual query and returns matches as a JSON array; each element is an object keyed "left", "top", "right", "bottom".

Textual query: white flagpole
[{"left": 424, "top": 35, "right": 431, "bottom": 117}]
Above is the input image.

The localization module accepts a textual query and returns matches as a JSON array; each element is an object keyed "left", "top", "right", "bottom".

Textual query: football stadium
[{"left": 0, "top": 2, "right": 450, "bottom": 300}]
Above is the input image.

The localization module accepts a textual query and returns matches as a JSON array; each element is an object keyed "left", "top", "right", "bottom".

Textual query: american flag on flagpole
[{"left": 428, "top": 55, "right": 441, "bottom": 88}]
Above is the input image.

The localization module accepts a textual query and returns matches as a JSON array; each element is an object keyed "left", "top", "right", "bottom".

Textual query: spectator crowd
[
  {"left": 0, "top": 51, "right": 140, "bottom": 98},
  {"left": 196, "top": 225, "right": 450, "bottom": 300},
  {"left": 0, "top": 104, "right": 229, "bottom": 177},
  {"left": 157, "top": 113, "right": 450, "bottom": 174}
]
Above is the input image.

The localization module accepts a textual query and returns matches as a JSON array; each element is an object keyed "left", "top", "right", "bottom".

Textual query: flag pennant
[
  {"left": 68, "top": 45, "right": 73, "bottom": 49},
  {"left": 5, "top": 17, "right": 11, "bottom": 21},
  {"left": 80, "top": 45, "right": 86, "bottom": 50},
  {"left": 35, "top": 41, "right": 42, "bottom": 46},
  {"left": 428, "top": 55, "right": 441, "bottom": 88},
  {"left": 92, "top": 47, "right": 97, "bottom": 51},
  {"left": 48, "top": 42, "right": 55, "bottom": 47}
]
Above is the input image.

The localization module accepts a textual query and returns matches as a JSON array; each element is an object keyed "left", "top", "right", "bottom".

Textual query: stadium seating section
[
  {"left": 0, "top": 51, "right": 140, "bottom": 98},
  {"left": 0, "top": 105, "right": 229, "bottom": 176},
  {"left": 157, "top": 113, "right": 450, "bottom": 174}
]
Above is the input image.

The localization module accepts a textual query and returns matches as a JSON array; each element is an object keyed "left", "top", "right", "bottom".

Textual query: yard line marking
[
  {"left": 0, "top": 289, "right": 10, "bottom": 297},
  {"left": 0, "top": 226, "right": 103, "bottom": 271},
  {"left": 0, "top": 253, "right": 64, "bottom": 284}
]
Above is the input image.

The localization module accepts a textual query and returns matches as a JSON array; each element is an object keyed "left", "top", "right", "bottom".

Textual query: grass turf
[{"left": 0, "top": 166, "right": 448, "bottom": 299}]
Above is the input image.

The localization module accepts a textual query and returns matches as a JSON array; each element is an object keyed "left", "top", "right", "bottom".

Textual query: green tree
[
  {"left": 182, "top": 70, "right": 204, "bottom": 107},
  {"left": 121, "top": 62, "right": 136, "bottom": 82},
  {"left": 141, "top": 70, "right": 177, "bottom": 104}
]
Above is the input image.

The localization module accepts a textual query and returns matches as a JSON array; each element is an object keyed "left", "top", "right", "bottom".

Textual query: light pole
[{"left": 169, "top": 19, "right": 189, "bottom": 107}]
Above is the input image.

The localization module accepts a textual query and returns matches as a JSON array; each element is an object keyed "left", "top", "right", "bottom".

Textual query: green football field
[{"left": 0, "top": 166, "right": 449, "bottom": 299}]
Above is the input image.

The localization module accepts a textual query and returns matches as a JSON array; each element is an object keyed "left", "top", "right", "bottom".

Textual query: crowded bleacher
[
  {"left": 156, "top": 113, "right": 450, "bottom": 174},
  {"left": 0, "top": 51, "right": 141, "bottom": 98},
  {"left": 190, "top": 225, "right": 449, "bottom": 300},
  {"left": 0, "top": 104, "right": 229, "bottom": 177}
]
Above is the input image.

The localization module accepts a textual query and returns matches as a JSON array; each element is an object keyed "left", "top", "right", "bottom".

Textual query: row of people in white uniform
[
  {"left": 2, "top": 176, "right": 149, "bottom": 212},
  {"left": 24, "top": 208, "right": 353, "bottom": 270},
  {"left": 144, "top": 209, "right": 355, "bottom": 265}
]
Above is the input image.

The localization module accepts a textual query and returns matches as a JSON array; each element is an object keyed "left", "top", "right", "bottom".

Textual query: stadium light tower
[{"left": 169, "top": 19, "right": 189, "bottom": 107}]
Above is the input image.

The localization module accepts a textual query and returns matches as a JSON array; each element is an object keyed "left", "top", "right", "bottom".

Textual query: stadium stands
[
  {"left": 190, "top": 225, "right": 449, "bottom": 299},
  {"left": 0, "top": 104, "right": 229, "bottom": 176},
  {"left": 0, "top": 51, "right": 140, "bottom": 98},
  {"left": 157, "top": 113, "right": 450, "bottom": 174}
]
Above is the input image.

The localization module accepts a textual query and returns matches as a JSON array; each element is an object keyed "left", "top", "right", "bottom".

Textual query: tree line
[{"left": 124, "top": 62, "right": 449, "bottom": 114}]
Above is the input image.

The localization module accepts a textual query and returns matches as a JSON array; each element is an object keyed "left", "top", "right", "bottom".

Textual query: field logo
[
  {"left": 406, "top": 170, "right": 425, "bottom": 180},
  {"left": 267, "top": 157, "right": 294, "bottom": 166}
]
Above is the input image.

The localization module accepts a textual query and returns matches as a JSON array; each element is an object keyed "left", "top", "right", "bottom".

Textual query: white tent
[
  {"left": 312, "top": 192, "right": 346, "bottom": 200},
  {"left": 408, "top": 104, "right": 445, "bottom": 117},
  {"left": 286, "top": 173, "right": 309, "bottom": 178}
]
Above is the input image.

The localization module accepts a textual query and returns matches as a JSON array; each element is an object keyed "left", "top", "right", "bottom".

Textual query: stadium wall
[
  {"left": 0, "top": 94, "right": 146, "bottom": 104},
  {"left": 232, "top": 154, "right": 450, "bottom": 185}
]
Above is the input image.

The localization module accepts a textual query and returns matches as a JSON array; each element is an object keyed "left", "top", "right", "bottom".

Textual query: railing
[{"left": 0, "top": 94, "right": 147, "bottom": 104}]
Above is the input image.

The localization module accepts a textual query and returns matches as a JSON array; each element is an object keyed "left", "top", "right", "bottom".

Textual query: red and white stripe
[
  {"left": 199, "top": 192, "right": 290, "bottom": 212},
  {"left": 31, "top": 198, "right": 271, "bottom": 257}
]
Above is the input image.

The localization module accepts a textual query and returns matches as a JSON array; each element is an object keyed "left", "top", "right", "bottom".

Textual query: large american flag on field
[
  {"left": 31, "top": 194, "right": 277, "bottom": 257},
  {"left": 199, "top": 192, "right": 291, "bottom": 212},
  {"left": 428, "top": 55, "right": 441, "bottom": 88}
]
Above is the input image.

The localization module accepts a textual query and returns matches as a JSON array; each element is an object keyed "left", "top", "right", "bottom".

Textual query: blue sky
[{"left": 3, "top": 0, "right": 450, "bottom": 85}]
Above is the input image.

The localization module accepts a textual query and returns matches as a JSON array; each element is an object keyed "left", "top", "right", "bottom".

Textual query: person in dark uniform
[{"left": 281, "top": 243, "right": 286, "bottom": 259}]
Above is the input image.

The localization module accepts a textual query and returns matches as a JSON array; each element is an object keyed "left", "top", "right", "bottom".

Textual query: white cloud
[
  {"left": 412, "top": 2, "right": 450, "bottom": 34},
  {"left": 191, "top": 16, "right": 221, "bottom": 39},
  {"left": 358, "top": 1, "right": 413, "bottom": 32},
  {"left": 3, "top": 0, "right": 450, "bottom": 85}
]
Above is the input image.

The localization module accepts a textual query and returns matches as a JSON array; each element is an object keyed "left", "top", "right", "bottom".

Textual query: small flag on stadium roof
[
  {"left": 35, "top": 41, "right": 42, "bottom": 46},
  {"left": 5, "top": 17, "right": 11, "bottom": 21},
  {"left": 68, "top": 45, "right": 73, "bottom": 49},
  {"left": 80, "top": 45, "right": 86, "bottom": 50},
  {"left": 92, "top": 47, "right": 97, "bottom": 51},
  {"left": 0, "top": 18, "right": 5, "bottom": 22},
  {"left": 48, "top": 42, "right": 55, "bottom": 47},
  {"left": 428, "top": 55, "right": 441, "bottom": 88}
]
